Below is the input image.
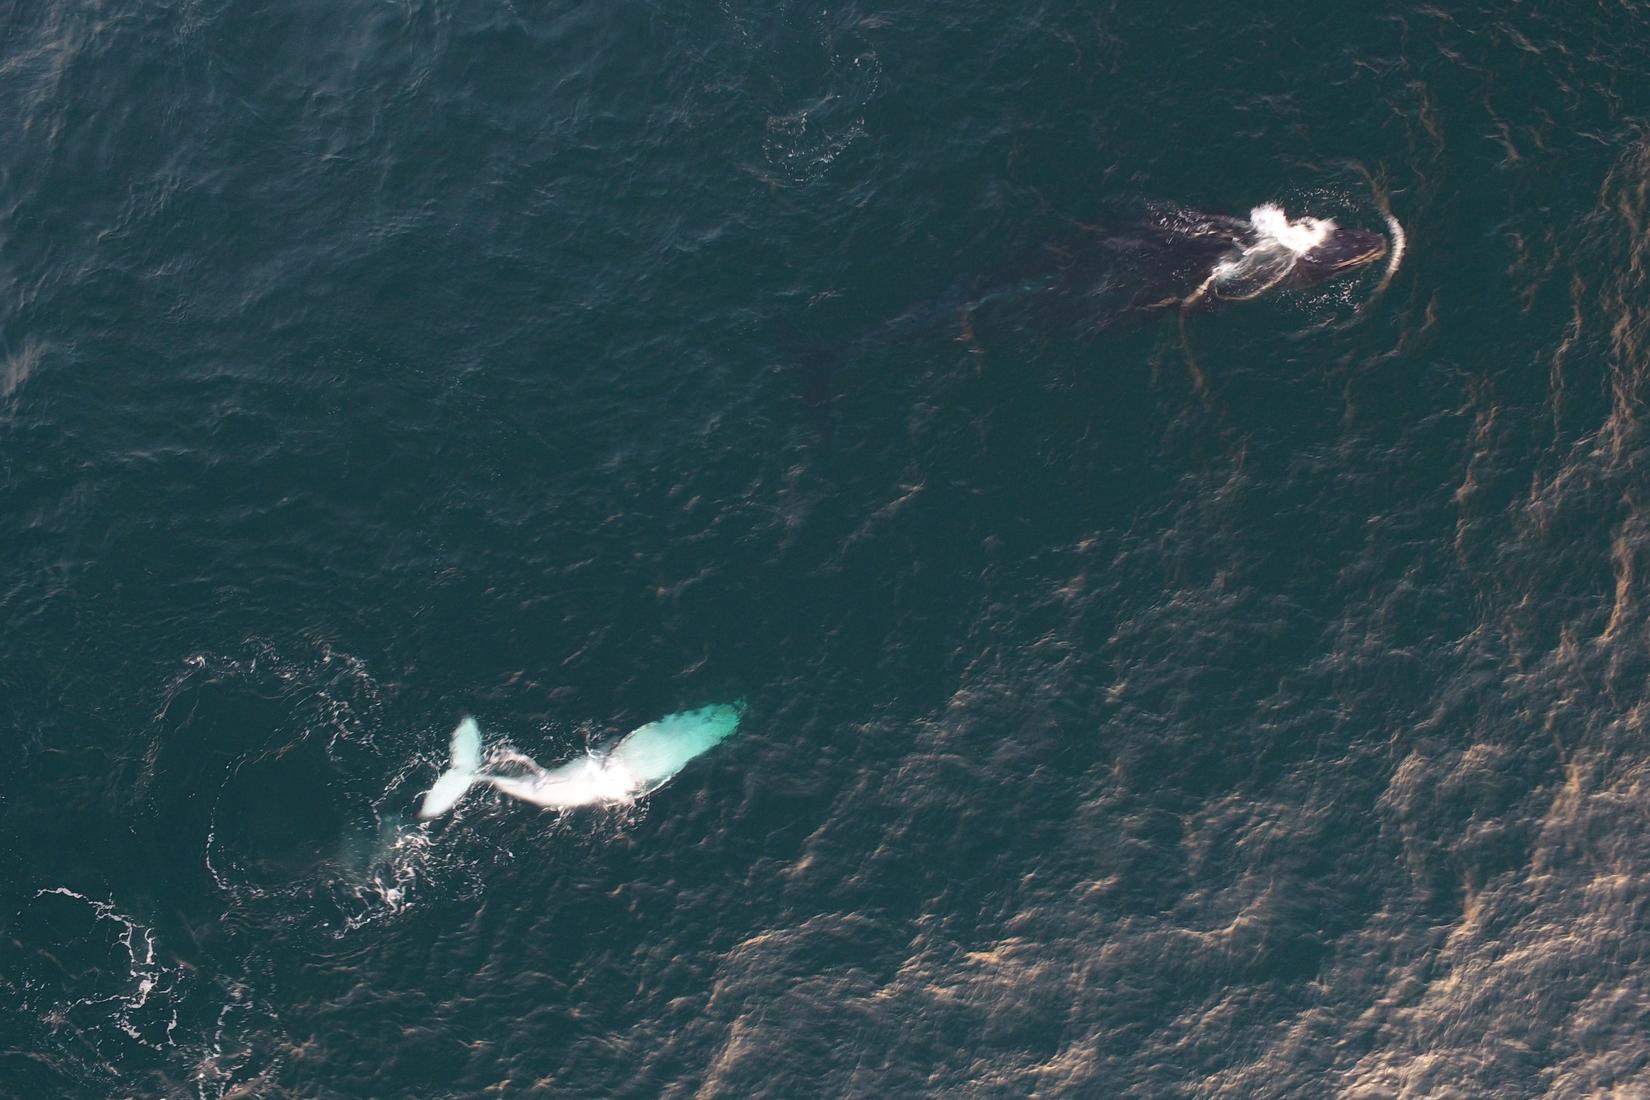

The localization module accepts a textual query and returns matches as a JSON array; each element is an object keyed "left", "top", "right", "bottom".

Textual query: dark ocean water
[{"left": 5, "top": 0, "right": 1650, "bottom": 1096}]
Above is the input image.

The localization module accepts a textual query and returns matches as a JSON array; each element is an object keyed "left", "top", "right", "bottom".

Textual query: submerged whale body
[
  {"left": 417, "top": 703, "right": 745, "bottom": 819},
  {"left": 797, "top": 200, "right": 1396, "bottom": 414},
  {"left": 909, "top": 201, "right": 1390, "bottom": 328},
  {"left": 1003, "top": 201, "right": 1391, "bottom": 324}
]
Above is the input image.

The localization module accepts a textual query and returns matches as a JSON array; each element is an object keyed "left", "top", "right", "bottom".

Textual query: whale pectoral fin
[{"left": 418, "top": 717, "right": 485, "bottom": 820}]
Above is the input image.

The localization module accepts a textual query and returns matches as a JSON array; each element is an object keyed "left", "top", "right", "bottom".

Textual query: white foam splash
[
  {"left": 1196, "top": 203, "right": 1373, "bottom": 304},
  {"left": 1201, "top": 207, "right": 1309, "bottom": 302},
  {"left": 1247, "top": 203, "right": 1336, "bottom": 254}
]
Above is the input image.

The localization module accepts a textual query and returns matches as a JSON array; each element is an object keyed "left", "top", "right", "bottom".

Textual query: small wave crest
[{"left": 1377, "top": 208, "right": 1406, "bottom": 293}]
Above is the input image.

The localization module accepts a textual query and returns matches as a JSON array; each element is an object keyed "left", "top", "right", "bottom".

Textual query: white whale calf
[{"left": 417, "top": 703, "right": 745, "bottom": 820}]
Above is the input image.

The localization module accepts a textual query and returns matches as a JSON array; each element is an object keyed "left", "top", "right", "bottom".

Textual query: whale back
[{"left": 484, "top": 756, "right": 629, "bottom": 809}]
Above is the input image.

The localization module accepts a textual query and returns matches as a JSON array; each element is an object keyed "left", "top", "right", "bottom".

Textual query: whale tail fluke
[{"left": 418, "top": 716, "right": 484, "bottom": 820}]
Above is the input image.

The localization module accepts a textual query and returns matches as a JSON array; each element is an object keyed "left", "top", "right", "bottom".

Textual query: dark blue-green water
[{"left": 5, "top": 1, "right": 1650, "bottom": 1096}]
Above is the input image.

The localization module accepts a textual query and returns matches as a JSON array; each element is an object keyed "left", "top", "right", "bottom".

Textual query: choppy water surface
[{"left": 5, "top": 1, "right": 1650, "bottom": 1096}]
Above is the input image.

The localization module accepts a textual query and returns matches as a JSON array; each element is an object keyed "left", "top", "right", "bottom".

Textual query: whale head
[{"left": 1293, "top": 226, "right": 1388, "bottom": 284}]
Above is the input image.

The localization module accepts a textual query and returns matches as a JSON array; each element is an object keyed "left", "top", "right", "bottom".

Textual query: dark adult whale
[
  {"left": 971, "top": 201, "right": 1392, "bottom": 327},
  {"left": 792, "top": 200, "right": 1397, "bottom": 421}
]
